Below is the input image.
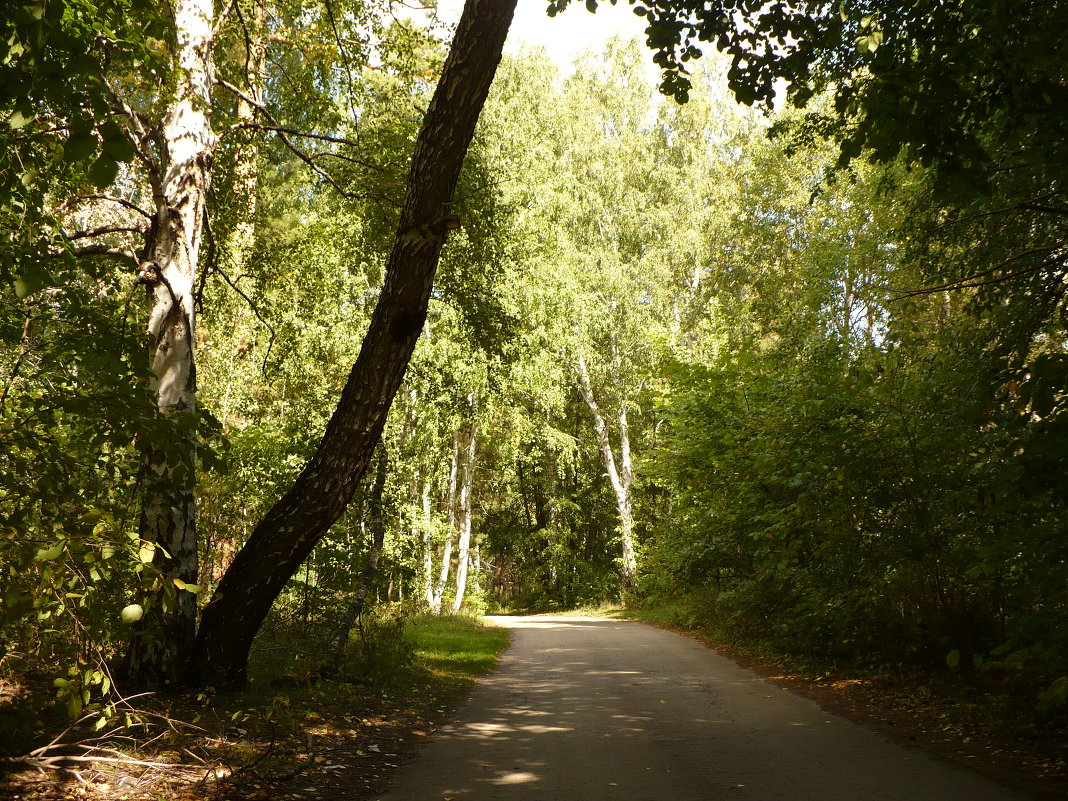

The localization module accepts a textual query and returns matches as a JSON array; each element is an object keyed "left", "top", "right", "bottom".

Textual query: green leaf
[
  {"left": 64, "top": 131, "right": 98, "bottom": 162},
  {"left": 7, "top": 109, "right": 33, "bottom": 129},
  {"left": 138, "top": 542, "right": 156, "bottom": 563},
  {"left": 945, "top": 649, "right": 960, "bottom": 669},
  {"left": 22, "top": 2, "right": 46, "bottom": 21},
  {"left": 102, "top": 135, "right": 136, "bottom": 162},
  {"left": 35, "top": 543, "right": 64, "bottom": 561},
  {"left": 14, "top": 261, "right": 57, "bottom": 299},
  {"left": 120, "top": 603, "right": 144, "bottom": 624},
  {"left": 88, "top": 154, "right": 120, "bottom": 188}
]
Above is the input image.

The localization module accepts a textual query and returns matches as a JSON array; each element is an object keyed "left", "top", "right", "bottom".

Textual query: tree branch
[
  {"left": 61, "top": 244, "right": 140, "bottom": 266},
  {"left": 101, "top": 86, "right": 163, "bottom": 189},
  {"left": 930, "top": 191, "right": 1063, "bottom": 231},
  {"left": 64, "top": 224, "right": 146, "bottom": 241},
  {"left": 213, "top": 0, "right": 239, "bottom": 37},
  {"left": 0, "top": 314, "right": 33, "bottom": 414},
  {"left": 222, "top": 121, "right": 372, "bottom": 160},
  {"left": 73, "top": 194, "right": 154, "bottom": 220},
  {"left": 1019, "top": 202, "right": 1068, "bottom": 217},
  {"left": 215, "top": 80, "right": 387, "bottom": 201},
  {"left": 890, "top": 249, "right": 1066, "bottom": 300}
]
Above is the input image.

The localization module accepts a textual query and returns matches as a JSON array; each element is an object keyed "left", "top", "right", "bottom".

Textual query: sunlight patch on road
[{"left": 490, "top": 770, "right": 540, "bottom": 785}]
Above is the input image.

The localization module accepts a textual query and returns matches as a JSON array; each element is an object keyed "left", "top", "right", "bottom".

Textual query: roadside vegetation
[
  {"left": 1, "top": 613, "right": 508, "bottom": 800},
  {"left": 1, "top": 0, "right": 1065, "bottom": 797}
]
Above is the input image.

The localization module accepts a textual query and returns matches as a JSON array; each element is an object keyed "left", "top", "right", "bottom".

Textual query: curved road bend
[{"left": 378, "top": 615, "right": 1025, "bottom": 801}]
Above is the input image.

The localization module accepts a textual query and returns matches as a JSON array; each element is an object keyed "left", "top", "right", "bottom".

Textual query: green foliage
[
  {"left": 2, "top": 0, "right": 1065, "bottom": 754},
  {"left": 408, "top": 614, "right": 510, "bottom": 682},
  {"left": 348, "top": 610, "right": 416, "bottom": 680},
  {"left": 642, "top": 122, "right": 1068, "bottom": 706},
  {"left": 568, "top": 2, "right": 1066, "bottom": 189},
  {"left": 0, "top": 259, "right": 215, "bottom": 716}
]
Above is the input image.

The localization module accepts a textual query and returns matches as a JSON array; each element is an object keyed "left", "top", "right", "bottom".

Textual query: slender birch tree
[{"left": 452, "top": 408, "right": 478, "bottom": 612}]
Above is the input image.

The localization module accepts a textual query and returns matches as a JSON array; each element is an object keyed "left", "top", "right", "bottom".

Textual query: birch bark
[
  {"left": 575, "top": 353, "right": 637, "bottom": 594},
  {"left": 419, "top": 476, "right": 435, "bottom": 609},
  {"left": 430, "top": 432, "right": 460, "bottom": 614},
  {"left": 127, "top": 0, "right": 216, "bottom": 682},
  {"left": 452, "top": 413, "right": 478, "bottom": 613}
]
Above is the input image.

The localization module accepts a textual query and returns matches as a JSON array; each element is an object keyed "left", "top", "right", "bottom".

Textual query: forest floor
[
  {"left": 2, "top": 609, "right": 1066, "bottom": 801},
  {"left": 614, "top": 607, "right": 1068, "bottom": 801},
  {"left": 0, "top": 615, "right": 511, "bottom": 801}
]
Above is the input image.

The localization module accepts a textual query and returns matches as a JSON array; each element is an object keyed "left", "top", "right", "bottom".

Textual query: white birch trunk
[
  {"left": 429, "top": 433, "right": 460, "bottom": 614},
  {"left": 575, "top": 353, "right": 637, "bottom": 594},
  {"left": 131, "top": 0, "right": 216, "bottom": 680},
  {"left": 472, "top": 542, "right": 482, "bottom": 593},
  {"left": 452, "top": 413, "right": 478, "bottom": 614},
  {"left": 419, "top": 476, "right": 435, "bottom": 610}
]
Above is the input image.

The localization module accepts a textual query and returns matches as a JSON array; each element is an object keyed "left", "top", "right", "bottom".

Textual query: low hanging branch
[
  {"left": 70, "top": 194, "right": 154, "bottom": 220},
  {"left": 890, "top": 245, "right": 1065, "bottom": 300},
  {"left": 199, "top": 211, "right": 278, "bottom": 372}
]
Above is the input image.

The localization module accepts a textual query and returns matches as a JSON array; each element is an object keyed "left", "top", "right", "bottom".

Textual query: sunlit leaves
[{"left": 120, "top": 603, "right": 144, "bottom": 624}]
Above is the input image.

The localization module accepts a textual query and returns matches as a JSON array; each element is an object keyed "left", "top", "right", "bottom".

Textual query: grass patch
[{"left": 409, "top": 614, "right": 511, "bottom": 685}]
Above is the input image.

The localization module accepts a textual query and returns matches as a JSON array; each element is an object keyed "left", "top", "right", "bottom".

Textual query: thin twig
[
  {"left": 322, "top": 0, "right": 360, "bottom": 124},
  {"left": 889, "top": 246, "right": 1061, "bottom": 298},
  {"left": 890, "top": 257, "right": 1063, "bottom": 300},
  {"left": 215, "top": 80, "right": 389, "bottom": 202},
  {"left": 213, "top": 0, "right": 239, "bottom": 37},
  {"left": 929, "top": 191, "right": 1062, "bottom": 231},
  {"left": 1019, "top": 202, "right": 1068, "bottom": 217},
  {"left": 223, "top": 121, "right": 360, "bottom": 152},
  {"left": 101, "top": 85, "right": 163, "bottom": 190},
  {"left": 201, "top": 210, "right": 278, "bottom": 375},
  {"left": 0, "top": 313, "right": 33, "bottom": 413}
]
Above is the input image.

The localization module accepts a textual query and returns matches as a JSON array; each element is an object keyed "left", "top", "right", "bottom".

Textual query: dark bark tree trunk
[{"left": 190, "top": 0, "right": 518, "bottom": 688}]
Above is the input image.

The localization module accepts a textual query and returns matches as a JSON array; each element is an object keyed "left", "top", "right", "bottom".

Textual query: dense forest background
[{"left": 1, "top": 0, "right": 1066, "bottom": 758}]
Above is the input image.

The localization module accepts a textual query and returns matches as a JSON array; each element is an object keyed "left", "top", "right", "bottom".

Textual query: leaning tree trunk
[
  {"left": 451, "top": 415, "right": 478, "bottom": 614},
  {"left": 190, "top": 0, "right": 519, "bottom": 688},
  {"left": 575, "top": 353, "right": 638, "bottom": 595},
  {"left": 125, "top": 0, "right": 216, "bottom": 684}
]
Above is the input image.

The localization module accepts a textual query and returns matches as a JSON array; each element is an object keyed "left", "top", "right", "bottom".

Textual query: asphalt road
[{"left": 377, "top": 615, "right": 1025, "bottom": 801}]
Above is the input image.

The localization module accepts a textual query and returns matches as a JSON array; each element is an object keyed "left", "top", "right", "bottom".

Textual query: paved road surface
[{"left": 378, "top": 615, "right": 1024, "bottom": 801}]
